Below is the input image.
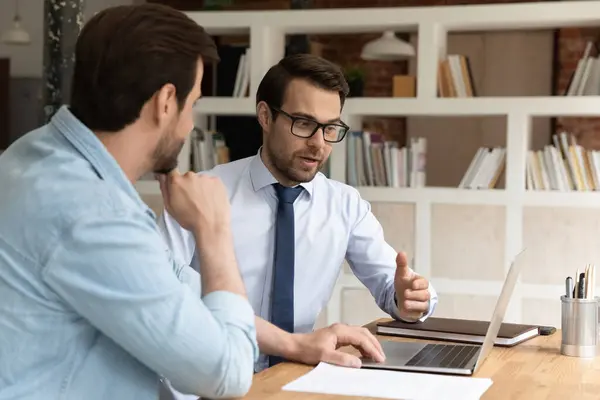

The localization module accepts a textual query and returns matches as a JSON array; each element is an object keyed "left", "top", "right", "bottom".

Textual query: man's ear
[
  {"left": 154, "top": 83, "right": 177, "bottom": 127},
  {"left": 256, "top": 101, "right": 272, "bottom": 131}
]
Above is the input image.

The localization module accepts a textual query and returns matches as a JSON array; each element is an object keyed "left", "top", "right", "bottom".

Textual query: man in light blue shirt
[
  {"left": 159, "top": 54, "right": 438, "bottom": 375},
  {"left": 0, "top": 4, "right": 257, "bottom": 400}
]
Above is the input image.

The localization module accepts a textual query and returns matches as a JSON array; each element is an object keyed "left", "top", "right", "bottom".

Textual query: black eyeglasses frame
[{"left": 269, "top": 106, "right": 350, "bottom": 144}]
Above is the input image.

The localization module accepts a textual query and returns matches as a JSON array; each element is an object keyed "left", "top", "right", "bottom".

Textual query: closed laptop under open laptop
[{"left": 360, "top": 249, "right": 527, "bottom": 376}]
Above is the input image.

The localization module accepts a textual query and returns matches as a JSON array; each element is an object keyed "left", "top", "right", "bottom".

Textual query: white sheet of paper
[{"left": 283, "top": 362, "right": 493, "bottom": 400}]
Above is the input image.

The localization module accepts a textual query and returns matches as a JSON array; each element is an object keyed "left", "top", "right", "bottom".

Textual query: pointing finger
[
  {"left": 167, "top": 168, "right": 181, "bottom": 177},
  {"left": 166, "top": 168, "right": 181, "bottom": 183},
  {"left": 360, "top": 327, "right": 385, "bottom": 361}
]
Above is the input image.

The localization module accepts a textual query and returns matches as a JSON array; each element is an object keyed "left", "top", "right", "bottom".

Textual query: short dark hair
[
  {"left": 256, "top": 53, "right": 349, "bottom": 118},
  {"left": 70, "top": 3, "right": 219, "bottom": 132}
]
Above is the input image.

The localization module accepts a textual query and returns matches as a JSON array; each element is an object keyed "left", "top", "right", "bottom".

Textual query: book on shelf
[
  {"left": 191, "top": 127, "right": 230, "bottom": 172},
  {"left": 459, "top": 146, "right": 506, "bottom": 189},
  {"left": 526, "top": 132, "right": 599, "bottom": 191},
  {"left": 232, "top": 47, "right": 251, "bottom": 97},
  {"left": 438, "top": 54, "right": 476, "bottom": 98},
  {"left": 564, "top": 40, "right": 600, "bottom": 96},
  {"left": 346, "top": 131, "right": 426, "bottom": 188}
]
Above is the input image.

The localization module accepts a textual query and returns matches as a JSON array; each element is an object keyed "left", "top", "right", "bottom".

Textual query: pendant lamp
[
  {"left": 361, "top": 31, "right": 414, "bottom": 61},
  {"left": 2, "top": 0, "right": 30, "bottom": 46}
]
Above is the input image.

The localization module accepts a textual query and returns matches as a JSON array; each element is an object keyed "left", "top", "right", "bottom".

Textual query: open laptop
[{"left": 361, "top": 248, "right": 527, "bottom": 376}]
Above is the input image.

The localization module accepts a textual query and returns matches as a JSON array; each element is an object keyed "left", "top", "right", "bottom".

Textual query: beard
[
  {"left": 152, "top": 130, "right": 185, "bottom": 175},
  {"left": 266, "top": 142, "right": 324, "bottom": 184}
]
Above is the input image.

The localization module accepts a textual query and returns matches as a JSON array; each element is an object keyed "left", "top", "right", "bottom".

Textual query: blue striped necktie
[{"left": 269, "top": 183, "right": 303, "bottom": 367}]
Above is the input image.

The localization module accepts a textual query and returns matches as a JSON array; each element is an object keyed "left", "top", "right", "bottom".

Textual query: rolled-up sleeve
[
  {"left": 41, "top": 208, "right": 258, "bottom": 398},
  {"left": 345, "top": 190, "right": 437, "bottom": 322}
]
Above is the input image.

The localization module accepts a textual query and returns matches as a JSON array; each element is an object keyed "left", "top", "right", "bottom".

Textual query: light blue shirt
[
  {"left": 0, "top": 106, "right": 258, "bottom": 400},
  {"left": 158, "top": 150, "right": 438, "bottom": 372}
]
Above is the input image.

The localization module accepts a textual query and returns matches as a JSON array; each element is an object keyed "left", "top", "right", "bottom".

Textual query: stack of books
[
  {"left": 346, "top": 131, "right": 426, "bottom": 188},
  {"left": 526, "top": 132, "right": 599, "bottom": 191}
]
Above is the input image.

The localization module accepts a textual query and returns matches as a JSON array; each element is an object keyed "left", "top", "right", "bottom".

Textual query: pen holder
[{"left": 560, "top": 295, "right": 599, "bottom": 358}]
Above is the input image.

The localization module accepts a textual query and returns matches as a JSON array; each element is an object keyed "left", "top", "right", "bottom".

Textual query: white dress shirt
[{"left": 157, "top": 149, "right": 438, "bottom": 372}]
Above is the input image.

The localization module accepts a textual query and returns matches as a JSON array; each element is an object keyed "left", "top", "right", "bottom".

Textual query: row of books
[
  {"left": 527, "top": 132, "right": 599, "bottom": 191},
  {"left": 437, "top": 54, "right": 475, "bottom": 98},
  {"left": 190, "top": 128, "right": 230, "bottom": 172},
  {"left": 346, "top": 130, "right": 426, "bottom": 188},
  {"left": 232, "top": 48, "right": 251, "bottom": 97},
  {"left": 459, "top": 147, "right": 506, "bottom": 189},
  {"left": 565, "top": 41, "right": 600, "bottom": 96}
]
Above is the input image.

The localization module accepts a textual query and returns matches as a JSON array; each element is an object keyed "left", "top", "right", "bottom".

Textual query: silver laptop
[{"left": 361, "top": 248, "right": 527, "bottom": 376}]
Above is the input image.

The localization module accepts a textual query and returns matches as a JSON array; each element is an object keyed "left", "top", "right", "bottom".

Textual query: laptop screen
[{"left": 473, "top": 248, "right": 528, "bottom": 372}]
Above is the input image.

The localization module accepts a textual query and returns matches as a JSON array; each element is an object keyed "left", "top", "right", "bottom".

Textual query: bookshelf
[
  {"left": 136, "top": 1, "right": 600, "bottom": 328},
  {"left": 133, "top": 96, "right": 600, "bottom": 121}
]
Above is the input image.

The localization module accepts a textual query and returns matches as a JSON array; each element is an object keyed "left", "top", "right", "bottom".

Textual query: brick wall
[
  {"left": 159, "top": 0, "right": 598, "bottom": 148},
  {"left": 555, "top": 28, "right": 600, "bottom": 150},
  {"left": 310, "top": 30, "right": 409, "bottom": 143}
]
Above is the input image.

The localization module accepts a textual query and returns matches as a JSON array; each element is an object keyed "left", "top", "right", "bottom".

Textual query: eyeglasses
[{"left": 270, "top": 106, "right": 350, "bottom": 143}]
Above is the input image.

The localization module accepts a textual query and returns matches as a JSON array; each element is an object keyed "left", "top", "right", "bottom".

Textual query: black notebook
[{"left": 376, "top": 317, "right": 539, "bottom": 347}]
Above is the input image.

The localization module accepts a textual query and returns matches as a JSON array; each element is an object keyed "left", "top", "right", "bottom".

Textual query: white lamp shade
[
  {"left": 2, "top": 18, "right": 31, "bottom": 45},
  {"left": 361, "top": 30, "right": 415, "bottom": 61}
]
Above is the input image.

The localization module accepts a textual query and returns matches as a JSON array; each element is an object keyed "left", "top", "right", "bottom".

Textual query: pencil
[{"left": 585, "top": 264, "right": 590, "bottom": 298}]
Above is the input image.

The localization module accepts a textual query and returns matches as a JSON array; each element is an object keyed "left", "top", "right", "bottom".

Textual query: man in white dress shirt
[{"left": 158, "top": 53, "right": 438, "bottom": 373}]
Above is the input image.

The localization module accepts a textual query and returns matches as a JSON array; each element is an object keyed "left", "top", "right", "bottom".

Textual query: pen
[
  {"left": 578, "top": 272, "right": 586, "bottom": 299},
  {"left": 566, "top": 276, "right": 573, "bottom": 298}
]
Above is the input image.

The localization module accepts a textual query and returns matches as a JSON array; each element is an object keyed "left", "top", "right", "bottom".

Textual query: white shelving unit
[{"left": 141, "top": 1, "right": 600, "bottom": 325}]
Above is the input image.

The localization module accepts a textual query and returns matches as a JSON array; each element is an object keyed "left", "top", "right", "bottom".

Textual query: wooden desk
[{"left": 240, "top": 319, "right": 600, "bottom": 400}]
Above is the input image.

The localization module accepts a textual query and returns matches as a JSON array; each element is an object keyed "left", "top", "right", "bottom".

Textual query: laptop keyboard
[{"left": 405, "top": 344, "right": 479, "bottom": 369}]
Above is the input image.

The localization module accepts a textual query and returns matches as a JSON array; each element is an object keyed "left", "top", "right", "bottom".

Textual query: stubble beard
[
  {"left": 152, "top": 130, "right": 185, "bottom": 175},
  {"left": 266, "top": 143, "right": 322, "bottom": 184}
]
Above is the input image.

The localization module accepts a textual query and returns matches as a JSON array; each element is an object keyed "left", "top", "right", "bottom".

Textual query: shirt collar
[
  {"left": 50, "top": 105, "right": 151, "bottom": 213},
  {"left": 249, "top": 147, "right": 314, "bottom": 197}
]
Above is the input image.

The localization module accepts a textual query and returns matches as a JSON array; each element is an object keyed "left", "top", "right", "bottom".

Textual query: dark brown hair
[
  {"left": 256, "top": 53, "right": 349, "bottom": 118},
  {"left": 70, "top": 3, "right": 219, "bottom": 132}
]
